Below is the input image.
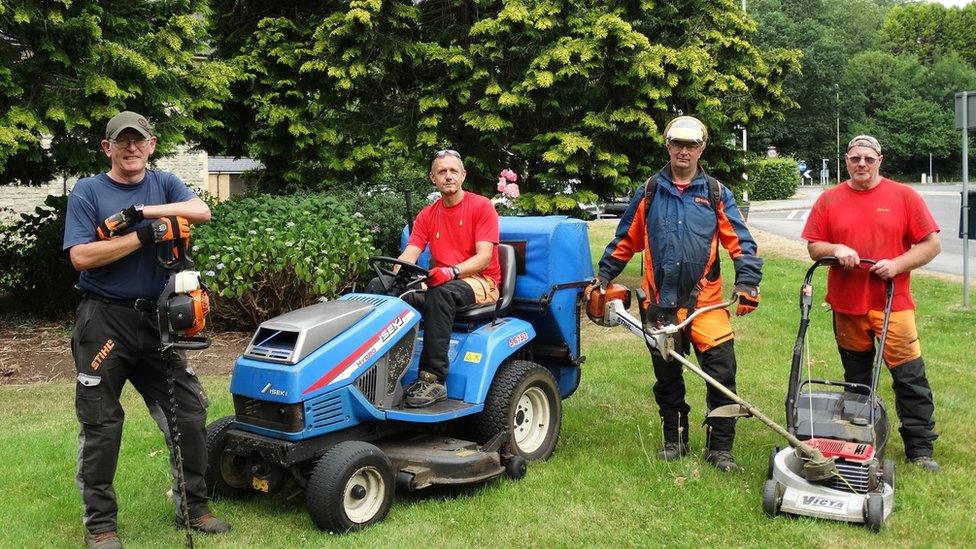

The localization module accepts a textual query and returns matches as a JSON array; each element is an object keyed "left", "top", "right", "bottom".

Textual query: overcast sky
[{"left": 935, "top": 0, "right": 972, "bottom": 7}]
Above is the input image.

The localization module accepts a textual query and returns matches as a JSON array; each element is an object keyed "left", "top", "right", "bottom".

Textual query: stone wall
[
  {"left": 0, "top": 179, "right": 74, "bottom": 223},
  {"left": 0, "top": 146, "right": 207, "bottom": 224},
  {"left": 154, "top": 146, "right": 208, "bottom": 193}
]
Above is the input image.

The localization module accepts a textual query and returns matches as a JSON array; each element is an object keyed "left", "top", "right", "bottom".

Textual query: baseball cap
[
  {"left": 105, "top": 111, "right": 153, "bottom": 140},
  {"left": 664, "top": 116, "right": 708, "bottom": 144},
  {"left": 847, "top": 135, "right": 882, "bottom": 155}
]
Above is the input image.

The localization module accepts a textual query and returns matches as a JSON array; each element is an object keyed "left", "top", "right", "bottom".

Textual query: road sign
[
  {"left": 803, "top": 170, "right": 812, "bottom": 179},
  {"left": 956, "top": 92, "right": 976, "bottom": 130},
  {"left": 957, "top": 91, "right": 972, "bottom": 307}
]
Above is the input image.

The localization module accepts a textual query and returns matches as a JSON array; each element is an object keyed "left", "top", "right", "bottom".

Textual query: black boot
[
  {"left": 890, "top": 357, "right": 938, "bottom": 463},
  {"left": 656, "top": 412, "right": 690, "bottom": 461}
]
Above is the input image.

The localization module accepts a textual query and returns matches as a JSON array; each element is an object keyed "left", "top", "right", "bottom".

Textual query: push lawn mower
[
  {"left": 205, "top": 216, "right": 593, "bottom": 533},
  {"left": 763, "top": 258, "right": 894, "bottom": 532}
]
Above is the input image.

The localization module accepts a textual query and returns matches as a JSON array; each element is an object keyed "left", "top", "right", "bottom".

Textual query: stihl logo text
[{"left": 90, "top": 339, "right": 115, "bottom": 371}]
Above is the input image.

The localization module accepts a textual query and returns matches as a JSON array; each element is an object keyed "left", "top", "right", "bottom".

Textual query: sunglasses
[
  {"left": 434, "top": 149, "right": 462, "bottom": 160},
  {"left": 110, "top": 137, "right": 152, "bottom": 149},
  {"left": 846, "top": 155, "right": 879, "bottom": 165}
]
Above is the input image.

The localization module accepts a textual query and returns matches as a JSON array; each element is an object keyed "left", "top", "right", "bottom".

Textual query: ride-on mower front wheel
[
  {"left": 306, "top": 441, "right": 395, "bottom": 533},
  {"left": 473, "top": 360, "right": 562, "bottom": 461},
  {"left": 204, "top": 416, "right": 252, "bottom": 499}
]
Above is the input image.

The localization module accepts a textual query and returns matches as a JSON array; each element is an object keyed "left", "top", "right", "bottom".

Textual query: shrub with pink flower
[
  {"left": 493, "top": 168, "right": 521, "bottom": 213},
  {"left": 497, "top": 168, "right": 519, "bottom": 198}
]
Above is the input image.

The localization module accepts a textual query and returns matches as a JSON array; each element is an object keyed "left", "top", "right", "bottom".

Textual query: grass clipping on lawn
[{"left": 0, "top": 222, "right": 974, "bottom": 547}]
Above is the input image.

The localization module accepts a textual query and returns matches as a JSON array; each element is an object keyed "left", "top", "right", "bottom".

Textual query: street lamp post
[{"left": 835, "top": 83, "right": 840, "bottom": 185}]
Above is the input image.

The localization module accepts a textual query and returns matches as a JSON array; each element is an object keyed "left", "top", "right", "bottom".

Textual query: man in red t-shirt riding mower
[
  {"left": 369, "top": 149, "right": 501, "bottom": 407},
  {"left": 802, "top": 134, "right": 942, "bottom": 473}
]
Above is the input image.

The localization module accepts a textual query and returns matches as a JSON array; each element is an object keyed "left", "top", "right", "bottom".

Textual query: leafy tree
[
  {"left": 0, "top": 1, "right": 237, "bottom": 184},
  {"left": 206, "top": 0, "right": 801, "bottom": 204},
  {"left": 748, "top": 0, "right": 893, "bottom": 170},
  {"left": 839, "top": 49, "right": 976, "bottom": 177},
  {"left": 880, "top": 2, "right": 976, "bottom": 68}
]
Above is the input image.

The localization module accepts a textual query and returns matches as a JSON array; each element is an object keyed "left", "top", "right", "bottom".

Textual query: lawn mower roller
[
  {"left": 764, "top": 257, "right": 895, "bottom": 532},
  {"left": 586, "top": 284, "right": 839, "bottom": 481}
]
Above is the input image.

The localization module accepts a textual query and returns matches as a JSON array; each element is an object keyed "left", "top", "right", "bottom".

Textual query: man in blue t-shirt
[{"left": 63, "top": 111, "right": 229, "bottom": 548}]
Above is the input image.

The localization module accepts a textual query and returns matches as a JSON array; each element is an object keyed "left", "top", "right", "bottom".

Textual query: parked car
[{"left": 581, "top": 197, "right": 631, "bottom": 219}]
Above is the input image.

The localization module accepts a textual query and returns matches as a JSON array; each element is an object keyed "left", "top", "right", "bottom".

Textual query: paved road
[{"left": 747, "top": 184, "right": 976, "bottom": 282}]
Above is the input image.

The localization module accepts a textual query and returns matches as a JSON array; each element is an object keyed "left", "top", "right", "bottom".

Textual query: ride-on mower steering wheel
[{"left": 368, "top": 256, "right": 430, "bottom": 293}]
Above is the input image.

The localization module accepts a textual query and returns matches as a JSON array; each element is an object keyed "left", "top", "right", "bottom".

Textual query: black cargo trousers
[
  {"left": 72, "top": 297, "right": 212, "bottom": 535},
  {"left": 365, "top": 276, "right": 475, "bottom": 380}
]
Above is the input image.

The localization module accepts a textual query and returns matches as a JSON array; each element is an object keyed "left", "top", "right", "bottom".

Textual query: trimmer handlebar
[{"left": 646, "top": 295, "right": 738, "bottom": 335}]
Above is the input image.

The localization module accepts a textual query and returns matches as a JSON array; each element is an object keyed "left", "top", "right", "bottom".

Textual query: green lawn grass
[{"left": 2, "top": 222, "right": 974, "bottom": 547}]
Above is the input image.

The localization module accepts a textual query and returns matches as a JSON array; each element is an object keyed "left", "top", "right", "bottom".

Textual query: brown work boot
[
  {"left": 404, "top": 370, "right": 447, "bottom": 408},
  {"left": 910, "top": 456, "right": 941, "bottom": 474},
  {"left": 176, "top": 513, "right": 231, "bottom": 534},
  {"left": 86, "top": 531, "right": 122, "bottom": 549}
]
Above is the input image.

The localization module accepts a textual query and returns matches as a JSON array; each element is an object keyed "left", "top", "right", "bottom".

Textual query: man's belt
[{"left": 84, "top": 293, "right": 158, "bottom": 312}]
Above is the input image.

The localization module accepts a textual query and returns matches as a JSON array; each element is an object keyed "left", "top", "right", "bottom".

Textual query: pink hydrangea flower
[
  {"left": 504, "top": 183, "right": 520, "bottom": 198},
  {"left": 497, "top": 178, "right": 508, "bottom": 193},
  {"left": 500, "top": 168, "right": 518, "bottom": 182}
]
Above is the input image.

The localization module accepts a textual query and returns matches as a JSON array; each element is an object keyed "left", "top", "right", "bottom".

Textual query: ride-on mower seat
[{"left": 454, "top": 243, "right": 516, "bottom": 324}]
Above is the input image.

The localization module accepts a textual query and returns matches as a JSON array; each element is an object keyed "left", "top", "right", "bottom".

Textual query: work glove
[
  {"left": 136, "top": 215, "right": 190, "bottom": 245},
  {"left": 96, "top": 204, "right": 144, "bottom": 240},
  {"left": 584, "top": 275, "right": 610, "bottom": 297},
  {"left": 426, "top": 266, "right": 456, "bottom": 287},
  {"left": 734, "top": 283, "right": 760, "bottom": 316}
]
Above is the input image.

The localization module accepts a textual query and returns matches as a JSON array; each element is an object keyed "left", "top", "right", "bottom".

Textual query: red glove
[
  {"left": 734, "top": 283, "right": 760, "bottom": 316},
  {"left": 427, "top": 266, "right": 456, "bottom": 287}
]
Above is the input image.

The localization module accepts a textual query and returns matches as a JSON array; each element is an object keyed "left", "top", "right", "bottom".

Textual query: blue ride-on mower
[{"left": 204, "top": 216, "right": 593, "bottom": 532}]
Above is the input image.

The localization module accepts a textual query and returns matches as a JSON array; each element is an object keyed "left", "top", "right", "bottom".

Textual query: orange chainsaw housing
[
  {"left": 182, "top": 288, "right": 210, "bottom": 337},
  {"left": 586, "top": 283, "right": 632, "bottom": 326}
]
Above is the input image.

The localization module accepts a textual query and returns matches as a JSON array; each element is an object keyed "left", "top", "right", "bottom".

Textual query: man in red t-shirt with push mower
[{"left": 802, "top": 134, "right": 942, "bottom": 473}]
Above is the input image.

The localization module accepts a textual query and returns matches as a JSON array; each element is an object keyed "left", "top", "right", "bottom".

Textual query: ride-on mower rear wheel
[
  {"left": 761, "top": 479, "right": 781, "bottom": 517},
  {"left": 204, "top": 416, "right": 252, "bottom": 499},
  {"left": 472, "top": 360, "right": 562, "bottom": 461},
  {"left": 306, "top": 441, "right": 394, "bottom": 533}
]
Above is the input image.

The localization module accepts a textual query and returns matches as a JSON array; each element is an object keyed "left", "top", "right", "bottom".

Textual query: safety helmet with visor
[{"left": 664, "top": 116, "right": 708, "bottom": 146}]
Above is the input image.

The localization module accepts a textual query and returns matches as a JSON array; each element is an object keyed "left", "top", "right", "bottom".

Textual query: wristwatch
[{"left": 451, "top": 266, "right": 461, "bottom": 279}]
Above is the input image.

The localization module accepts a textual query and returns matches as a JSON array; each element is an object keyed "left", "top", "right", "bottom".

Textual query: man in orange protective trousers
[
  {"left": 592, "top": 116, "right": 762, "bottom": 472},
  {"left": 803, "top": 134, "right": 942, "bottom": 473}
]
